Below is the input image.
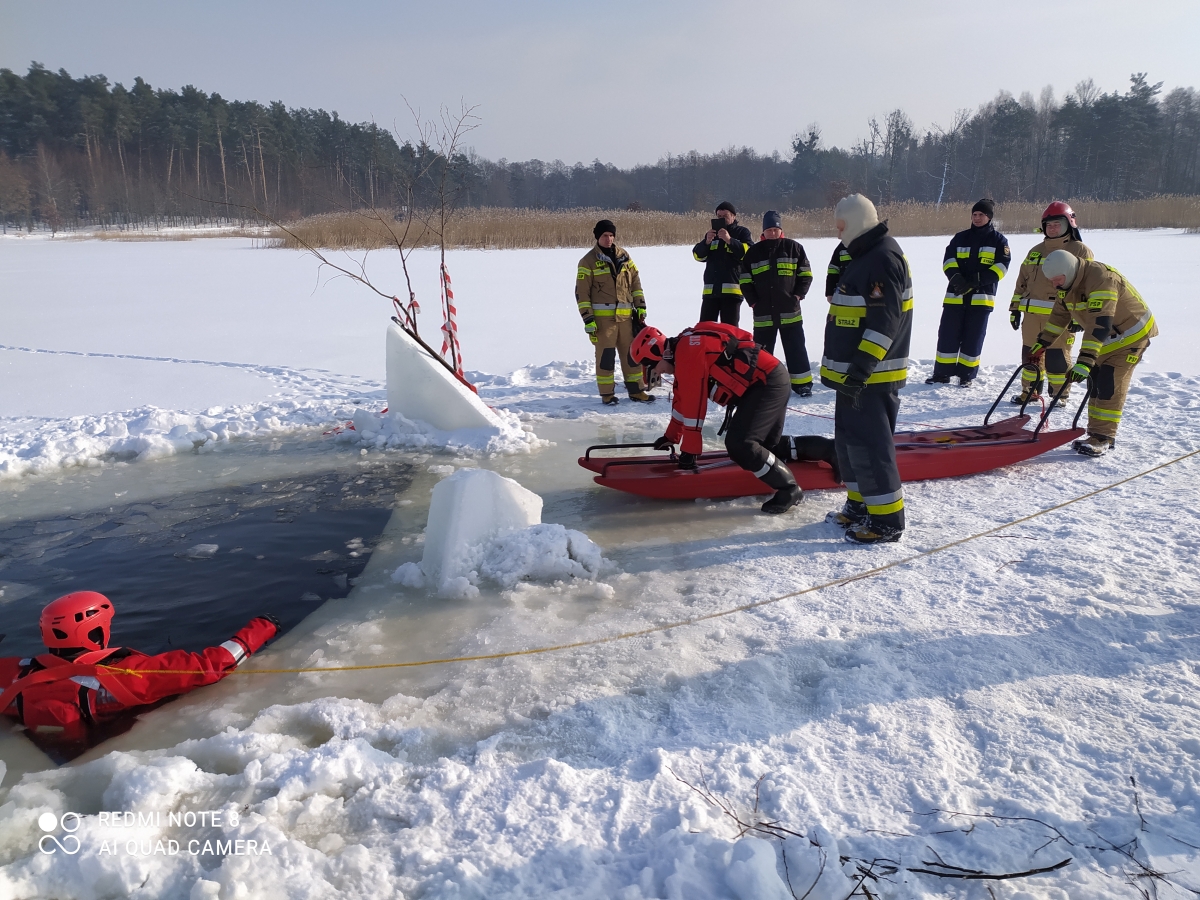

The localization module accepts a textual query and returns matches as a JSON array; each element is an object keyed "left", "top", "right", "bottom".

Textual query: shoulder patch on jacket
[
  {"left": 1003, "top": 246, "right": 1011, "bottom": 257},
  {"left": 869, "top": 283, "right": 884, "bottom": 299}
]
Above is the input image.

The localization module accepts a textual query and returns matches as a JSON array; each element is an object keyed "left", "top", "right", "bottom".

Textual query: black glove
[
  {"left": 258, "top": 613, "right": 281, "bottom": 628},
  {"left": 652, "top": 435, "right": 674, "bottom": 451},
  {"left": 837, "top": 380, "right": 863, "bottom": 411},
  {"left": 947, "top": 273, "right": 972, "bottom": 296},
  {"left": 1068, "top": 321, "right": 1083, "bottom": 333},
  {"left": 677, "top": 452, "right": 698, "bottom": 470},
  {"left": 1010, "top": 310, "right": 1021, "bottom": 331},
  {"left": 631, "top": 308, "right": 647, "bottom": 335}
]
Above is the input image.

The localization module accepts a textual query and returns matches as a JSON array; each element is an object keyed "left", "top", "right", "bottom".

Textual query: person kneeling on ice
[
  {"left": 1029, "top": 249, "right": 1157, "bottom": 457},
  {"left": 0, "top": 591, "right": 278, "bottom": 746},
  {"left": 630, "top": 324, "right": 836, "bottom": 514}
]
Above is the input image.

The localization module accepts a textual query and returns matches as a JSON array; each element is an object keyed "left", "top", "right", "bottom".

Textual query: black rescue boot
[
  {"left": 925, "top": 374, "right": 951, "bottom": 384},
  {"left": 792, "top": 383, "right": 813, "bottom": 398},
  {"left": 759, "top": 457, "right": 803, "bottom": 514}
]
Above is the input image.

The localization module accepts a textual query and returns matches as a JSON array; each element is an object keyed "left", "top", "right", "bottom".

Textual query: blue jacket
[{"left": 941, "top": 223, "right": 1010, "bottom": 307}]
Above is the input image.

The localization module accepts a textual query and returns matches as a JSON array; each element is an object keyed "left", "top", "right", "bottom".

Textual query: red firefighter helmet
[
  {"left": 630, "top": 326, "right": 669, "bottom": 364},
  {"left": 40, "top": 591, "right": 115, "bottom": 651},
  {"left": 1041, "top": 201, "right": 1077, "bottom": 228}
]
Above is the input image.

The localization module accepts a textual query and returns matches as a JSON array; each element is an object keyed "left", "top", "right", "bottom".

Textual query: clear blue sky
[{"left": 3, "top": 0, "right": 1198, "bottom": 167}]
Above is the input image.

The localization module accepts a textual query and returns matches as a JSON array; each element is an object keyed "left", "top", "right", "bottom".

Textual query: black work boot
[
  {"left": 825, "top": 499, "right": 867, "bottom": 528},
  {"left": 925, "top": 374, "right": 951, "bottom": 384},
  {"left": 792, "top": 383, "right": 813, "bottom": 398},
  {"left": 1073, "top": 433, "right": 1115, "bottom": 457},
  {"left": 1010, "top": 379, "right": 1042, "bottom": 405},
  {"left": 759, "top": 458, "right": 803, "bottom": 514},
  {"left": 845, "top": 520, "right": 904, "bottom": 544}
]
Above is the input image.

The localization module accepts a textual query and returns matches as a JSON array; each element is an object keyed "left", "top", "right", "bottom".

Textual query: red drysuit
[{"left": 0, "top": 616, "right": 277, "bottom": 735}]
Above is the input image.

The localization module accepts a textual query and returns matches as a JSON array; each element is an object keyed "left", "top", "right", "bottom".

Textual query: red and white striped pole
[{"left": 440, "top": 262, "right": 465, "bottom": 379}]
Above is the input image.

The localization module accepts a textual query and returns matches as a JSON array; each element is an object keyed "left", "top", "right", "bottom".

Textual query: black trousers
[
  {"left": 725, "top": 365, "right": 791, "bottom": 474},
  {"left": 700, "top": 293, "right": 743, "bottom": 328},
  {"left": 834, "top": 387, "right": 905, "bottom": 531},
  {"left": 933, "top": 303, "right": 992, "bottom": 381},
  {"left": 754, "top": 317, "right": 813, "bottom": 388}
]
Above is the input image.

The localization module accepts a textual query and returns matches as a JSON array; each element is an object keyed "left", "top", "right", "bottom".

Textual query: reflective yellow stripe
[
  {"left": 597, "top": 375, "right": 615, "bottom": 384},
  {"left": 943, "top": 296, "right": 964, "bottom": 306},
  {"left": 847, "top": 489, "right": 863, "bottom": 502},
  {"left": 1044, "top": 323, "right": 1065, "bottom": 335},
  {"left": 1088, "top": 405, "right": 1122, "bottom": 422},
  {"left": 989, "top": 263, "right": 1007, "bottom": 279},
  {"left": 1102, "top": 313, "right": 1155, "bottom": 354},
  {"left": 790, "top": 372, "right": 813, "bottom": 384},
  {"left": 867, "top": 498, "right": 905, "bottom": 515},
  {"left": 935, "top": 353, "right": 959, "bottom": 365},
  {"left": 901, "top": 298, "right": 913, "bottom": 312},
  {"left": 858, "top": 339, "right": 887, "bottom": 360},
  {"left": 779, "top": 312, "right": 802, "bottom": 325},
  {"left": 577, "top": 267, "right": 591, "bottom": 279},
  {"left": 942, "top": 259, "right": 958, "bottom": 271}
]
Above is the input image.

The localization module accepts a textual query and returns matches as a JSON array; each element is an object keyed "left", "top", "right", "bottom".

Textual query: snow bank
[
  {"left": 392, "top": 468, "right": 607, "bottom": 597},
  {"left": 0, "top": 386, "right": 543, "bottom": 480}
]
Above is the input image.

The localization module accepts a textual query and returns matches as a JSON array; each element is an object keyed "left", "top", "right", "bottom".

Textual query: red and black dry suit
[
  {"left": 692, "top": 222, "right": 753, "bottom": 327},
  {"left": 821, "top": 222, "right": 913, "bottom": 533},
  {"left": 664, "top": 322, "right": 792, "bottom": 481},
  {"left": 739, "top": 236, "right": 814, "bottom": 391},
  {"left": 0, "top": 616, "right": 277, "bottom": 749}
]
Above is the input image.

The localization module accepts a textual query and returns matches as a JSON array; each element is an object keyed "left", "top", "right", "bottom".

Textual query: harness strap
[{"left": 0, "top": 651, "right": 146, "bottom": 714}]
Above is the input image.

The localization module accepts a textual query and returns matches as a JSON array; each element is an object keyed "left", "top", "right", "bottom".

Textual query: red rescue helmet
[
  {"left": 40, "top": 591, "right": 114, "bottom": 652},
  {"left": 1041, "top": 201, "right": 1077, "bottom": 229},
  {"left": 630, "top": 326, "right": 670, "bottom": 365}
]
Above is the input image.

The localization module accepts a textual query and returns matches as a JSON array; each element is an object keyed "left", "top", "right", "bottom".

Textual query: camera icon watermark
[{"left": 38, "top": 811, "right": 81, "bottom": 855}]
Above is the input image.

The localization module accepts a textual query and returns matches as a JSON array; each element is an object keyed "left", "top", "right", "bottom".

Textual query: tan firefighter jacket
[
  {"left": 1010, "top": 235, "right": 1093, "bottom": 315},
  {"left": 575, "top": 244, "right": 645, "bottom": 326},
  {"left": 1037, "top": 260, "right": 1158, "bottom": 366}
]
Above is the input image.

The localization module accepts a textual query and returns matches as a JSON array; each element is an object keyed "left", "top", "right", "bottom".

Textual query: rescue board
[{"left": 579, "top": 415, "right": 1084, "bottom": 500}]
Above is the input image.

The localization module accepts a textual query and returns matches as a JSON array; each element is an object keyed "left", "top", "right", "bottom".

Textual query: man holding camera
[
  {"left": 576, "top": 219, "right": 655, "bottom": 405},
  {"left": 693, "top": 201, "right": 753, "bottom": 327}
]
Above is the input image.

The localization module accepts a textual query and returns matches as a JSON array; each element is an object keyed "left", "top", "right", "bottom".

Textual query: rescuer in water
[{"left": 0, "top": 591, "right": 278, "bottom": 758}]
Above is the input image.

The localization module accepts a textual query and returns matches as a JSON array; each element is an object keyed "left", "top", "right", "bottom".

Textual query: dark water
[{"left": 0, "top": 460, "right": 412, "bottom": 660}]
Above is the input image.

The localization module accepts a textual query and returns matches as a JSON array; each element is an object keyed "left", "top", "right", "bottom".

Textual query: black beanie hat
[
  {"left": 715, "top": 201, "right": 736, "bottom": 216},
  {"left": 972, "top": 198, "right": 995, "bottom": 220},
  {"left": 762, "top": 210, "right": 782, "bottom": 231},
  {"left": 593, "top": 219, "right": 616, "bottom": 240}
]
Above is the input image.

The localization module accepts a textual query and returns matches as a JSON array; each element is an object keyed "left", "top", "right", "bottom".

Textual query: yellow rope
[{"left": 98, "top": 446, "right": 1200, "bottom": 679}]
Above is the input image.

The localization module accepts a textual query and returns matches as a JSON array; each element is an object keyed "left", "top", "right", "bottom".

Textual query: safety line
[{"left": 99, "top": 446, "right": 1200, "bottom": 679}]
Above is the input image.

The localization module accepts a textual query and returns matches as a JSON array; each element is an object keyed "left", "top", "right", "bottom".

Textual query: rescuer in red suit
[
  {"left": 0, "top": 591, "right": 278, "bottom": 751},
  {"left": 631, "top": 322, "right": 810, "bottom": 514}
]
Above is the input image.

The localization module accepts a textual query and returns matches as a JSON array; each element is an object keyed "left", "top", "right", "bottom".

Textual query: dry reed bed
[{"left": 272, "top": 196, "right": 1200, "bottom": 251}]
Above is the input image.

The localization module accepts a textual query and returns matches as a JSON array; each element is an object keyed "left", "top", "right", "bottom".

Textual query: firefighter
[
  {"left": 740, "top": 210, "right": 815, "bottom": 396},
  {"left": 928, "top": 199, "right": 1010, "bottom": 385},
  {"left": 693, "top": 201, "right": 753, "bottom": 327},
  {"left": 630, "top": 323, "right": 805, "bottom": 514},
  {"left": 823, "top": 194, "right": 913, "bottom": 544},
  {"left": 0, "top": 591, "right": 278, "bottom": 753},
  {"left": 1008, "top": 202, "right": 1093, "bottom": 404},
  {"left": 576, "top": 219, "right": 655, "bottom": 405},
  {"left": 1031, "top": 250, "right": 1157, "bottom": 456}
]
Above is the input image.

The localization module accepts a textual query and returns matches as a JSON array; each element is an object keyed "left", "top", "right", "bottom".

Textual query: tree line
[{"left": 2, "top": 62, "right": 1199, "bottom": 232}]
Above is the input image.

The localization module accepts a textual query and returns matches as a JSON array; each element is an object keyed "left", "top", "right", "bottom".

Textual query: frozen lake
[{"left": 1, "top": 233, "right": 1198, "bottom": 899}]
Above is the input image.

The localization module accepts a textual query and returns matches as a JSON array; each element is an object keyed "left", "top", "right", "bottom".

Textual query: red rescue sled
[{"left": 579, "top": 368, "right": 1087, "bottom": 501}]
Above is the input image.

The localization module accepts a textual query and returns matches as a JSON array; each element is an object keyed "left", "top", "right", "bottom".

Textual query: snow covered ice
[{"left": 1, "top": 233, "right": 1200, "bottom": 898}]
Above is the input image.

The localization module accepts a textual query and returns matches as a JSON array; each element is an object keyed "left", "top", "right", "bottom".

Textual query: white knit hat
[
  {"left": 834, "top": 194, "right": 879, "bottom": 246},
  {"left": 1041, "top": 249, "right": 1080, "bottom": 287}
]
